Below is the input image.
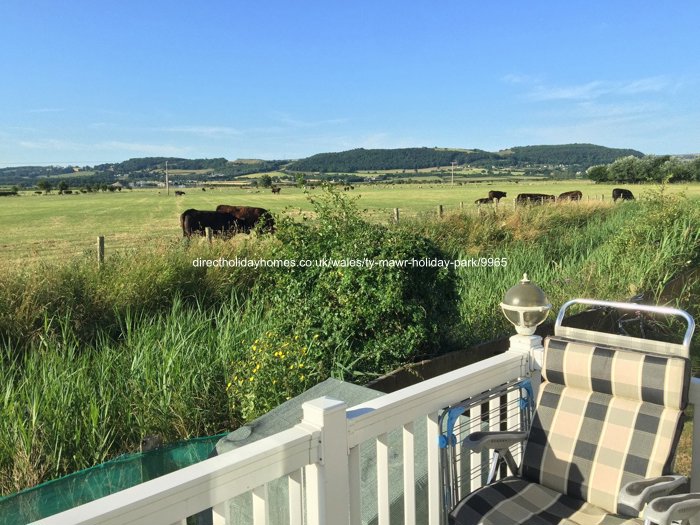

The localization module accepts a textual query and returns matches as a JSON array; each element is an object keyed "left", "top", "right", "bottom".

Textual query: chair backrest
[{"left": 521, "top": 336, "right": 690, "bottom": 516}]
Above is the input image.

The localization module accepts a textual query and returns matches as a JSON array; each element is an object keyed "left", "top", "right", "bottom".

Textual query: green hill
[
  {"left": 0, "top": 144, "right": 646, "bottom": 186},
  {"left": 502, "top": 144, "right": 644, "bottom": 166},
  {"left": 287, "top": 144, "right": 644, "bottom": 173},
  {"left": 286, "top": 147, "right": 501, "bottom": 173}
]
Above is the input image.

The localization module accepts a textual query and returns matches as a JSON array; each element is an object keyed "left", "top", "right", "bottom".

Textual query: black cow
[
  {"left": 516, "top": 193, "right": 556, "bottom": 204},
  {"left": 180, "top": 209, "right": 240, "bottom": 237},
  {"left": 612, "top": 188, "right": 635, "bottom": 202},
  {"left": 488, "top": 190, "right": 507, "bottom": 202},
  {"left": 475, "top": 197, "right": 494, "bottom": 205},
  {"left": 271, "top": 187, "right": 281, "bottom": 194},
  {"left": 216, "top": 205, "right": 275, "bottom": 233},
  {"left": 558, "top": 190, "right": 583, "bottom": 201},
  {"left": 175, "top": 190, "right": 186, "bottom": 196}
]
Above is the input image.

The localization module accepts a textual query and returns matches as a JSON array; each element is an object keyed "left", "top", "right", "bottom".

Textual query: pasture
[
  {"left": 2, "top": 181, "right": 699, "bottom": 263},
  {"left": 1, "top": 183, "right": 699, "bottom": 495}
]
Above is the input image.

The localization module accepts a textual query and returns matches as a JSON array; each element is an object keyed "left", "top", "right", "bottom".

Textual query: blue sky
[{"left": 1, "top": 1, "right": 698, "bottom": 165}]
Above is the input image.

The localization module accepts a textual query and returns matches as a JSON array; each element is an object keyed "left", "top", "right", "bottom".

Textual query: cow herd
[
  {"left": 474, "top": 188, "right": 632, "bottom": 205},
  {"left": 180, "top": 205, "right": 275, "bottom": 237},
  {"left": 179, "top": 187, "right": 636, "bottom": 238}
]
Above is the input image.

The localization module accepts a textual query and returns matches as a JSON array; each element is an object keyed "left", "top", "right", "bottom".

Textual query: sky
[{"left": 1, "top": 1, "right": 699, "bottom": 166}]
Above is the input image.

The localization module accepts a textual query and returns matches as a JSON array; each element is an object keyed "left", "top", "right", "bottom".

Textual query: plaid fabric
[
  {"left": 449, "top": 477, "right": 643, "bottom": 525},
  {"left": 555, "top": 326, "right": 688, "bottom": 358},
  {"left": 521, "top": 337, "right": 689, "bottom": 515},
  {"left": 542, "top": 337, "right": 689, "bottom": 410}
]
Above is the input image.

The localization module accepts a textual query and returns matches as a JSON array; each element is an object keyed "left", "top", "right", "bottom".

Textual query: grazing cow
[
  {"left": 488, "top": 190, "right": 507, "bottom": 203},
  {"left": 516, "top": 193, "right": 556, "bottom": 204},
  {"left": 180, "top": 209, "right": 240, "bottom": 237},
  {"left": 612, "top": 188, "right": 635, "bottom": 202},
  {"left": 558, "top": 190, "right": 583, "bottom": 201},
  {"left": 271, "top": 186, "right": 281, "bottom": 194},
  {"left": 475, "top": 197, "right": 494, "bottom": 205},
  {"left": 175, "top": 190, "right": 186, "bottom": 196},
  {"left": 215, "top": 205, "right": 275, "bottom": 233}
]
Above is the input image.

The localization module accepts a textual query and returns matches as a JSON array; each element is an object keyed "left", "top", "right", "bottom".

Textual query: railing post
[
  {"left": 212, "top": 503, "right": 227, "bottom": 525},
  {"left": 507, "top": 334, "right": 543, "bottom": 395},
  {"left": 302, "top": 397, "right": 350, "bottom": 525}
]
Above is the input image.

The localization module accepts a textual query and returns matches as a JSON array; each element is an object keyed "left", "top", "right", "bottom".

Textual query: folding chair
[{"left": 450, "top": 299, "right": 697, "bottom": 525}]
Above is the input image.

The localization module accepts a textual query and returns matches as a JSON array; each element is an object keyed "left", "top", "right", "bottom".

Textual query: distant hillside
[
  {"left": 0, "top": 157, "right": 287, "bottom": 186},
  {"left": 287, "top": 144, "right": 644, "bottom": 173},
  {"left": 287, "top": 147, "right": 501, "bottom": 173},
  {"left": 502, "top": 144, "right": 644, "bottom": 166},
  {"left": 0, "top": 144, "right": 647, "bottom": 186}
]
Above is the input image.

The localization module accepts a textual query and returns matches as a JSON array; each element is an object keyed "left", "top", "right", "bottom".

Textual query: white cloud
[
  {"left": 97, "top": 141, "right": 190, "bottom": 156},
  {"left": 505, "top": 74, "right": 676, "bottom": 102},
  {"left": 268, "top": 111, "right": 350, "bottom": 129},
  {"left": 16, "top": 138, "right": 189, "bottom": 157},
  {"left": 159, "top": 125, "right": 242, "bottom": 137},
  {"left": 18, "top": 139, "right": 84, "bottom": 150}
]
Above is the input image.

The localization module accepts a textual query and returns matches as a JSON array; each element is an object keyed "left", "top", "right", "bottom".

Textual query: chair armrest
[
  {"left": 643, "top": 492, "right": 700, "bottom": 525},
  {"left": 462, "top": 431, "right": 527, "bottom": 453},
  {"left": 617, "top": 475, "right": 687, "bottom": 516}
]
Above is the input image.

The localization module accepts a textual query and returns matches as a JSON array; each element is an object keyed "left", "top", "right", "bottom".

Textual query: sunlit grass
[{"left": 0, "top": 189, "right": 698, "bottom": 496}]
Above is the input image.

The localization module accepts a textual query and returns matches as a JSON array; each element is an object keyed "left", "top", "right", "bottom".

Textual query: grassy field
[
  {"left": 2, "top": 181, "right": 699, "bottom": 263},
  {"left": 1, "top": 186, "right": 699, "bottom": 495}
]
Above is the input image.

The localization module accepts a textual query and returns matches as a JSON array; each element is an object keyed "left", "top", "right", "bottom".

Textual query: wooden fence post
[
  {"left": 437, "top": 205, "right": 443, "bottom": 218},
  {"left": 97, "top": 236, "right": 104, "bottom": 267},
  {"left": 393, "top": 208, "right": 400, "bottom": 223},
  {"left": 205, "top": 227, "right": 213, "bottom": 243},
  {"left": 460, "top": 201, "right": 464, "bottom": 210}
]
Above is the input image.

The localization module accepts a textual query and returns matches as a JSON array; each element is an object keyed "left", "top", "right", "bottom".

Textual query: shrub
[{"left": 256, "top": 187, "right": 460, "bottom": 380}]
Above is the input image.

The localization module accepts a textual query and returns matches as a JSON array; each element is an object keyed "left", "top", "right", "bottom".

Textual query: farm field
[
  {"left": 1, "top": 181, "right": 699, "bottom": 263},
  {"left": 1, "top": 182, "right": 699, "bottom": 496}
]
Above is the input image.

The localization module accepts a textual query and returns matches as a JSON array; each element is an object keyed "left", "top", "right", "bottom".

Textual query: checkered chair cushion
[
  {"left": 450, "top": 336, "right": 689, "bottom": 525},
  {"left": 450, "top": 477, "right": 643, "bottom": 525}
]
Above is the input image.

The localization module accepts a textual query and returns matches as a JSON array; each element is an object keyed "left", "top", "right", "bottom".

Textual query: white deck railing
[{"left": 29, "top": 345, "right": 700, "bottom": 525}]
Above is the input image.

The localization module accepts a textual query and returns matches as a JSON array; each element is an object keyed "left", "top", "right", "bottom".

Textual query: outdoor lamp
[{"left": 500, "top": 274, "right": 552, "bottom": 335}]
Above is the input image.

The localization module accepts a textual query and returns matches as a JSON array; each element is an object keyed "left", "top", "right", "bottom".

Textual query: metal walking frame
[{"left": 438, "top": 378, "right": 535, "bottom": 520}]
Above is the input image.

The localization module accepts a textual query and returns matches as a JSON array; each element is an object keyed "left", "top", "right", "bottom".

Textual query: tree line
[
  {"left": 287, "top": 147, "right": 502, "bottom": 172},
  {"left": 286, "top": 144, "right": 645, "bottom": 173},
  {"left": 587, "top": 155, "right": 700, "bottom": 183},
  {"left": 506, "top": 144, "right": 643, "bottom": 167}
]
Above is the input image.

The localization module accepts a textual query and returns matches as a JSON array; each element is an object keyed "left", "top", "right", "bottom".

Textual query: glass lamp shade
[{"left": 500, "top": 273, "right": 552, "bottom": 335}]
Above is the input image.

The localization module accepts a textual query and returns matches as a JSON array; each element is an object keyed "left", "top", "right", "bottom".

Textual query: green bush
[{"left": 257, "top": 187, "right": 460, "bottom": 380}]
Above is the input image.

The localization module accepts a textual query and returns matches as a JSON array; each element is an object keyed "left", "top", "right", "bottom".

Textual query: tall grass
[
  {"left": 398, "top": 194, "right": 699, "bottom": 346},
  {"left": 1, "top": 189, "right": 698, "bottom": 495},
  {"left": 0, "top": 295, "right": 275, "bottom": 494}
]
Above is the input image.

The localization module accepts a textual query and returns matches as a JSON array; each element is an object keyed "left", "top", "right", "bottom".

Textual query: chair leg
[{"left": 487, "top": 452, "right": 500, "bottom": 484}]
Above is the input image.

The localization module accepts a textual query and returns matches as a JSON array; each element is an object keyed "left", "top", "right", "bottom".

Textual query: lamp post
[{"left": 501, "top": 273, "right": 552, "bottom": 371}]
